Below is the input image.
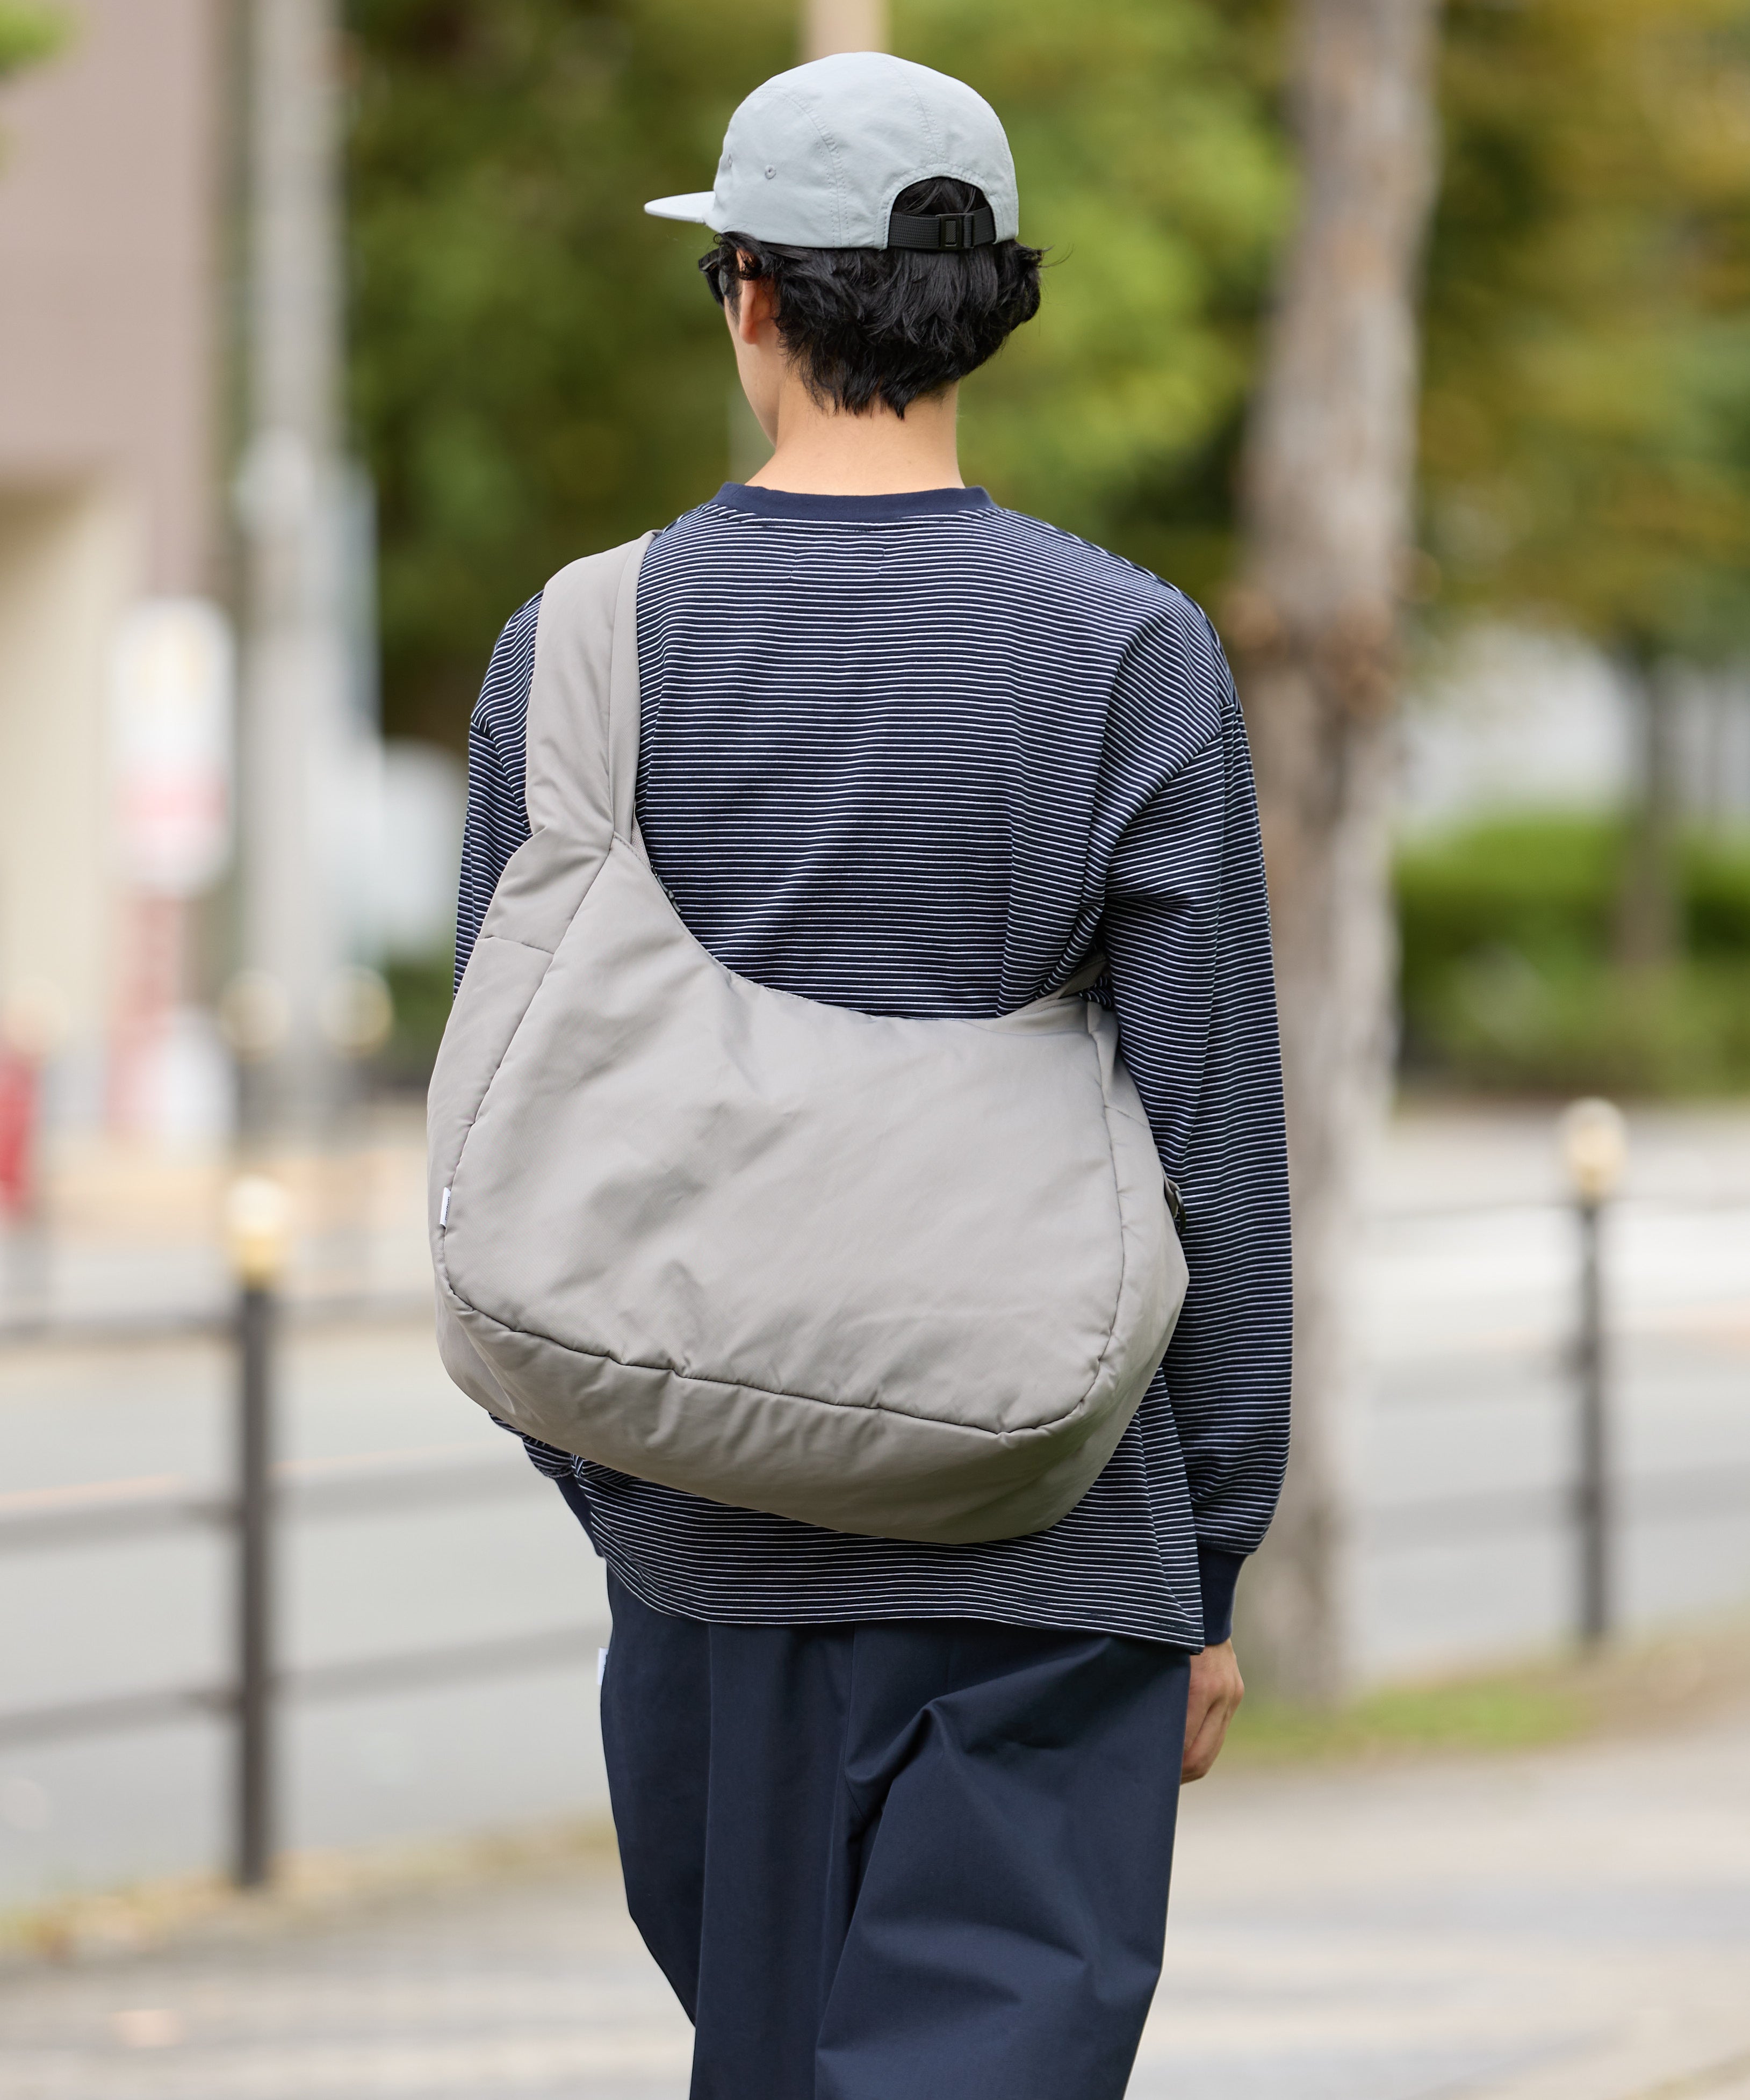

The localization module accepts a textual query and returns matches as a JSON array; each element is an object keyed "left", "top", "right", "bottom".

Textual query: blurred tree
[
  {"left": 1226, "top": 0, "right": 1445, "bottom": 1704},
  {"left": 0, "top": 3, "right": 62, "bottom": 76},
  {"left": 899, "top": 0, "right": 1287, "bottom": 602},
  {"left": 347, "top": 0, "right": 1288, "bottom": 745},
  {"left": 1395, "top": 812, "right": 1750, "bottom": 1095},
  {"left": 1423, "top": 0, "right": 1750, "bottom": 965},
  {"left": 347, "top": 0, "right": 796, "bottom": 746}
]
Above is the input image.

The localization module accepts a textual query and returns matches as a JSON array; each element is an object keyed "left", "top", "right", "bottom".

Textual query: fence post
[
  {"left": 225, "top": 1176, "right": 291, "bottom": 1887},
  {"left": 1558, "top": 1100, "right": 1627, "bottom": 1648},
  {"left": 1574, "top": 1188, "right": 1608, "bottom": 1643}
]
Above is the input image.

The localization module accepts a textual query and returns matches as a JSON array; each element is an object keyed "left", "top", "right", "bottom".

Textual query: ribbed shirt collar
[{"left": 710, "top": 482, "right": 995, "bottom": 524}]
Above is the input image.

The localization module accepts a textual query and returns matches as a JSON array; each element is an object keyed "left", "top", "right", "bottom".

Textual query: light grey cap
[{"left": 644, "top": 52, "right": 1019, "bottom": 249}]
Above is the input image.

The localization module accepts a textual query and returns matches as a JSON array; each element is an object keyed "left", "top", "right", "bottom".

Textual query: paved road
[
  {"left": 3, "top": 1698, "right": 1747, "bottom": 2100},
  {"left": 1, "top": 1105, "right": 1746, "bottom": 1906}
]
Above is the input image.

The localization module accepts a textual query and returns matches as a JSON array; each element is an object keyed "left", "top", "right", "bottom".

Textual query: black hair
[{"left": 698, "top": 177, "right": 1043, "bottom": 417}]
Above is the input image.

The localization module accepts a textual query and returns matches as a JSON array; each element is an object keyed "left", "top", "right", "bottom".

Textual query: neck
[{"left": 745, "top": 378, "right": 963, "bottom": 497}]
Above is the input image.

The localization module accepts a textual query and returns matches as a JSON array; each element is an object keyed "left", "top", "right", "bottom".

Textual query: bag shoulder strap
[{"left": 525, "top": 533, "right": 653, "bottom": 853}]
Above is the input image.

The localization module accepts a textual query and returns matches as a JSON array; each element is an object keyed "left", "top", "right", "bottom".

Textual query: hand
[{"left": 1181, "top": 1639, "right": 1244, "bottom": 1783}]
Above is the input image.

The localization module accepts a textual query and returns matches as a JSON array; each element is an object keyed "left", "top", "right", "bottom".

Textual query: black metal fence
[
  {"left": 0, "top": 1286, "right": 597, "bottom": 1887},
  {"left": 2, "top": 1181, "right": 1747, "bottom": 1889},
  {"left": 1354, "top": 1182, "right": 1750, "bottom": 1621}
]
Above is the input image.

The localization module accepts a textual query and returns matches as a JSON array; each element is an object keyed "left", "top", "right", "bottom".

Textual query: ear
[{"left": 731, "top": 265, "right": 776, "bottom": 345}]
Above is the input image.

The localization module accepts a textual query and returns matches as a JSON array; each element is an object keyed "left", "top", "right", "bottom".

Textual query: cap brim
[{"left": 644, "top": 192, "right": 717, "bottom": 225}]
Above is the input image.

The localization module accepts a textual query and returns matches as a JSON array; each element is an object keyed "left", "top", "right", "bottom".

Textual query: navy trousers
[{"left": 596, "top": 1563, "right": 1191, "bottom": 2100}]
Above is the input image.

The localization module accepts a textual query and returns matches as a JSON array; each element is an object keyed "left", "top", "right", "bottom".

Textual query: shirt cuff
[{"left": 1197, "top": 1542, "right": 1246, "bottom": 1648}]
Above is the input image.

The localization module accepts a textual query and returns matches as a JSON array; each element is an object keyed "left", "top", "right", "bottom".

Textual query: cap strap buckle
[{"left": 887, "top": 203, "right": 998, "bottom": 252}]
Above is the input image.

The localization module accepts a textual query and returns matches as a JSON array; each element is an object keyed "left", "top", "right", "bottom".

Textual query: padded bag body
[{"left": 428, "top": 536, "right": 1187, "bottom": 1543}]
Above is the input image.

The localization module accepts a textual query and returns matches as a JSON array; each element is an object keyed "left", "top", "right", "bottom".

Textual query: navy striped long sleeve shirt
[{"left": 455, "top": 482, "right": 1290, "bottom": 1649}]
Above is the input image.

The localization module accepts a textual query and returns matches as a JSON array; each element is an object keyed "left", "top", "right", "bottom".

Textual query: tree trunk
[
  {"left": 1227, "top": 0, "right": 1444, "bottom": 1704},
  {"left": 801, "top": 0, "right": 888, "bottom": 63}
]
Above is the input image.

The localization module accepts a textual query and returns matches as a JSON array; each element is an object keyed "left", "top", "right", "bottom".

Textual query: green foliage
[
  {"left": 1227, "top": 1618, "right": 1750, "bottom": 1757},
  {"left": 347, "top": 0, "right": 1286, "bottom": 746},
  {"left": 1688, "top": 833, "right": 1750, "bottom": 955},
  {"left": 897, "top": 0, "right": 1287, "bottom": 592},
  {"left": 1229, "top": 1677, "right": 1587, "bottom": 1765},
  {"left": 0, "top": 3, "right": 64, "bottom": 76},
  {"left": 1396, "top": 814, "right": 1750, "bottom": 1095},
  {"left": 349, "top": 0, "right": 1750, "bottom": 763},
  {"left": 1424, "top": 0, "right": 1750, "bottom": 662},
  {"left": 348, "top": 0, "right": 797, "bottom": 745},
  {"left": 1398, "top": 815, "right": 1622, "bottom": 1014},
  {"left": 1410, "top": 953, "right": 1750, "bottom": 1099}
]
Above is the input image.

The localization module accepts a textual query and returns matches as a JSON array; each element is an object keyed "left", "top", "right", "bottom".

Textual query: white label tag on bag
[
  {"left": 596, "top": 1646, "right": 609, "bottom": 1687},
  {"left": 439, "top": 1186, "right": 451, "bottom": 1227}
]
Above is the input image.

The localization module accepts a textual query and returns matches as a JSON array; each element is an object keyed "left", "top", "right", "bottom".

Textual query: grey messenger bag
[{"left": 428, "top": 535, "right": 1187, "bottom": 1543}]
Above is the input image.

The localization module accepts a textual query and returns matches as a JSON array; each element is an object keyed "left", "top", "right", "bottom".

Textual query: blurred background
[{"left": 0, "top": 3, "right": 1746, "bottom": 2096}]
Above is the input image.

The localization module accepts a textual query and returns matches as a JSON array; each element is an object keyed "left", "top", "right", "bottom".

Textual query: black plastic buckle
[{"left": 886, "top": 204, "right": 998, "bottom": 252}]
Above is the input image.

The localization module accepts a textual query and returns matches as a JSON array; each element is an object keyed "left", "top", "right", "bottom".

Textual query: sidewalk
[{"left": 4, "top": 1695, "right": 1747, "bottom": 2099}]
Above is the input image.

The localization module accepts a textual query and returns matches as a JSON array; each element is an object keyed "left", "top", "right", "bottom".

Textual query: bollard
[
  {"left": 1558, "top": 1100, "right": 1627, "bottom": 1647},
  {"left": 225, "top": 1175, "right": 291, "bottom": 1887}
]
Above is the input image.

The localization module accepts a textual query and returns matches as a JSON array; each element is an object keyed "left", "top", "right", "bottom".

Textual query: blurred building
[
  {"left": 0, "top": 0, "right": 227, "bottom": 1130},
  {"left": 1402, "top": 629, "right": 1750, "bottom": 835}
]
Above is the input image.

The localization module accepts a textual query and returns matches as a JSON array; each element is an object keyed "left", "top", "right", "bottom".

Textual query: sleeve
[
  {"left": 1100, "top": 611, "right": 1292, "bottom": 1637},
  {"left": 453, "top": 594, "right": 541, "bottom": 991}
]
